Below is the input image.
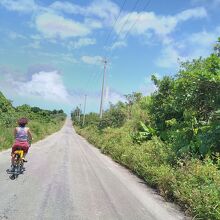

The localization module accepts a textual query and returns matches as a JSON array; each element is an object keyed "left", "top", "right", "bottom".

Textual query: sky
[{"left": 0, "top": 0, "right": 220, "bottom": 114}]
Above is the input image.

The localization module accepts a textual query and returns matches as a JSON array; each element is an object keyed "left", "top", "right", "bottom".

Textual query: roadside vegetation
[
  {"left": 72, "top": 38, "right": 220, "bottom": 219},
  {"left": 0, "top": 91, "right": 66, "bottom": 151}
]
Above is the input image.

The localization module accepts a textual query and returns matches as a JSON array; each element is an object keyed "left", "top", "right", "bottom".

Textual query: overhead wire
[
  {"left": 82, "top": 0, "right": 129, "bottom": 112},
  {"left": 121, "top": 0, "right": 151, "bottom": 45},
  {"left": 78, "top": 0, "right": 151, "bottom": 113},
  {"left": 98, "top": 0, "right": 144, "bottom": 110},
  {"left": 103, "top": 0, "right": 127, "bottom": 49},
  {"left": 104, "top": 0, "right": 142, "bottom": 56},
  {"left": 100, "top": 0, "right": 145, "bottom": 102},
  {"left": 96, "top": 0, "right": 151, "bottom": 111},
  {"left": 107, "top": 0, "right": 151, "bottom": 61},
  {"left": 85, "top": 0, "right": 128, "bottom": 92}
]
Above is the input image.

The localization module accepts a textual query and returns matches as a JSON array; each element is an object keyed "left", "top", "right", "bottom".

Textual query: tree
[
  {"left": 149, "top": 39, "right": 220, "bottom": 156},
  {"left": 214, "top": 37, "right": 220, "bottom": 57},
  {"left": 71, "top": 107, "right": 82, "bottom": 124}
]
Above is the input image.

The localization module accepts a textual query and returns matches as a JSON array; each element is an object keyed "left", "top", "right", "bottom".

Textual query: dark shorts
[{"left": 12, "top": 141, "right": 29, "bottom": 154}]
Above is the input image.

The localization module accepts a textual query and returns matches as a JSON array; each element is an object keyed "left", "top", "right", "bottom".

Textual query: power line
[
  {"left": 81, "top": 1, "right": 151, "bottom": 115},
  {"left": 106, "top": 0, "right": 142, "bottom": 51},
  {"left": 83, "top": 1, "right": 127, "bottom": 108},
  {"left": 107, "top": 0, "right": 151, "bottom": 61},
  {"left": 103, "top": 0, "right": 127, "bottom": 48},
  {"left": 123, "top": 0, "right": 151, "bottom": 42},
  {"left": 97, "top": 0, "right": 144, "bottom": 116}
]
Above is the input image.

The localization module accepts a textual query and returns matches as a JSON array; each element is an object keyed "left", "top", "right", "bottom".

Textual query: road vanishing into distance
[{"left": 0, "top": 119, "right": 188, "bottom": 220}]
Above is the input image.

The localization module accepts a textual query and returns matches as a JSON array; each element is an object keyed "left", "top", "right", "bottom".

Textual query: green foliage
[
  {"left": 0, "top": 92, "right": 66, "bottom": 151},
  {"left": 149, "top": 52, "right": 220, "bottom": 157},
  {"left": 99, "top": 102, "right": 127, "bottom": 129},
  {"left": 132, "top": 122, "right": 156, "bottom": 144}
]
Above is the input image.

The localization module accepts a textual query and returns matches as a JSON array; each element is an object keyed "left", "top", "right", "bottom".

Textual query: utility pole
[
  {"left": 78, "top": 104, "right": 81, "bottom": 122},
  {"left": 83, "top": 95, "right": 87, "bottom": 126},
  {"left": 99, "top": 58, "right": 107, "bottom": 119}
]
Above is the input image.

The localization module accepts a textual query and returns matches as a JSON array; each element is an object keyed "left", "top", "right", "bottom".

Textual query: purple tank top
[{"left": 16, "top": 127, "right": 28, "bottom": 142}]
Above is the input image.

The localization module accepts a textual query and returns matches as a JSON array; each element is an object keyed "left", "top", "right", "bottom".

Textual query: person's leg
[
  {"left": 22, "top": 145, "right": 29, "bottom": 162},
  {"left": 11, "top": 154, "right": 15, "bottom": 166},
  {"left": 11, "top": 145, "right": 17, "bottom": 166},
  {"left": 10, "top": 146, "right": 16, "bottom": 171}
]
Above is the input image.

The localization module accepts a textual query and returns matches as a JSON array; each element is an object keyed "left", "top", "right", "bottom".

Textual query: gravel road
[{"left": 0, "top": 119, "right": 187, "bottom": 220}]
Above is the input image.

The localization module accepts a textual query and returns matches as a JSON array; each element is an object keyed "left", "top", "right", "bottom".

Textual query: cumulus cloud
[
  {"left": 156, "top": 44, "right": 184, "bottom": 68},
  {"left": 0, "top": 0, "right": 38, "bottom": 12},
  {"left": 191, "top": 0, "right": 220, "bottom": 7},
  {"left": 105, "top": 87, "right": 126, "bottom": 105},
  {"left": 8, "top": 31, "right": 27, "bottom": 40},
  {"left": 2, "top": 71, "right": 71, "bottom": 103},
  {"left": 115, "top": 7, "right": 207, "bottom": 38},
  {"left": 139, "top": 75, "right": 159, "bottom": 96},
  {"left": 107, "top": 41, "right": 127, "bottom": 50},
  {"left": 1, "top": 0, "right": 209, "bottom": 52},
  {"left": 156, "top": 26, "right": 220, "bottom": 68},
  {"left": 70, "top": 38, "right": 96, "bottom": 49},
  {"left": 189, "top": 29, "right": 220, "bottom": 47},
  {"left": 50, "top": 0, "right": 119, "bottom": 25},
  {"left": 26, "top": 41, "right": 41, "bottom": 49},
  {"left": 81, "top": 56, "right": 102, "bottom": 65},
  {"left": 35, "top": 12, "right": 91, "bottom": 39},
  {"left": 29, "top": 51, "right": 77, "bottom": 64}
]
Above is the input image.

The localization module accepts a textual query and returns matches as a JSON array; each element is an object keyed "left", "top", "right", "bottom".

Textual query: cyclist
[{"left": 11, "top": 118, "right": 33, "bottom": 166}]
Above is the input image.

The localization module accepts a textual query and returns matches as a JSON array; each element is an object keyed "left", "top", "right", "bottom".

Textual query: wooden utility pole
[
  {"left": 83, "top": 95, "right": 87, "bottom": 126},
  {"left": 78, "top": 104, "right": 81, "bottom": 122},
  {"left": 99, "top": 58, "right": 107, "bottom": 119}
]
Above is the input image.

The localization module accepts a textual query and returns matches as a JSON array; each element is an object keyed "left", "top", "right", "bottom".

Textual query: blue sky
[{"left": 0, "top": 0, "right": 220, "bottom": 113}]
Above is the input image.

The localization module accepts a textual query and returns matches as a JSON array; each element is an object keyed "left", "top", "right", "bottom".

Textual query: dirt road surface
[{"left": 0, "top": 119, "right": 187, "bottom": 220}]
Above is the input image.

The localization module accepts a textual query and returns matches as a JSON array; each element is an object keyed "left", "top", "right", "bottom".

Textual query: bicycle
[{"left": 7, "top": 149, "right": 25, "bottom": 179}]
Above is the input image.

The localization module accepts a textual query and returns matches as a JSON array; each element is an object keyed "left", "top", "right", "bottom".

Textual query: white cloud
[
  {"left": 5, "top": 71, "right": 71, "bottom": 103},
  {"left": 50, "top": 0, "right": 119, "bottom": 25},
  {"left": 107, "top": 41, "right": 127, "bottom": 50},
  {"left": 105, "top": 87, "right": 126, "bottom": 105},
  {"left": 84, "top": 18, "right": 103, "bottom": 29},
  {"left": 30, "top": 34, "right": 42, "bottom": 40},
  {"left": 139, "top": 75, "right": 159, "bottom": 96},
  {"left": 70, "top": 38, "right": 96, "bottom": 49},
  {"left": 8, "top": 31, "right": 26, "bottom": 40},
  {"left": 81, "top": 56, "right": 102, "bottom": 65},
  {"left": 50, "top": 1, "right": 84, "bottom": 14},
  {"left": 191, "top": 0, "right": 220, "bottom": 7},
  {"left": 33, "top": 51, "right": 77, "bottom": 64},
  {"left": 189, "top": 29, "right": 220, "bottom": 46},
  {"left": 156, "top": 44, "right": 184, "bottom": 68},
  {"left": 85, "top": 0, "right": 119, "bottom": 23},
  {"left": 176, "top": 7, "right": 207, "bottom": 21},
  {"left": 156, "top": 27, "right": 220, "bottom": 68},
  {"left": 27, "top": 41, "right": 41, "bottom": 49},
  {"left": 35, "top": 12, "right": 91, "bottom": 39},
  {"left": 0, "top": 0, "right": 38, "bottom": 12},
  {"left": 60, "top": 53, "right": 78, "bottom": 64},
  {"left": 115, "top": 7, "right": 207, "bottom": 38}
]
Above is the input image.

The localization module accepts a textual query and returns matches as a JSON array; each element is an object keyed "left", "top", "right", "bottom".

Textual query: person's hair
[{"left": 18, "top": 118, "right": 28, "bottom": 127}]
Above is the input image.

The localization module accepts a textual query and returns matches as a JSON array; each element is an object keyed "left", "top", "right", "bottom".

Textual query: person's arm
[{"left": 27, "top": 128, "right": 33, "bottom": 142}]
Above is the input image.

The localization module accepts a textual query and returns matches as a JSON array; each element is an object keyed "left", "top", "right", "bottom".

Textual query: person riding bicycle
[{"left": 11, "top": 118, "right": 33, "bottom": 165}]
